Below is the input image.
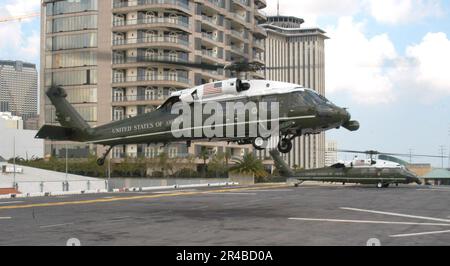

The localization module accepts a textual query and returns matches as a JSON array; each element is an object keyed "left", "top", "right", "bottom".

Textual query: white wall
[{"left": 0, "top": 127, "right": 43, "bottom": 160}]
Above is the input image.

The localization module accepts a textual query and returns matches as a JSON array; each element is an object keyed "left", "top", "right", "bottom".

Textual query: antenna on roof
[{"left": 277, "top": 0, "right": 280, "bottom": 16}]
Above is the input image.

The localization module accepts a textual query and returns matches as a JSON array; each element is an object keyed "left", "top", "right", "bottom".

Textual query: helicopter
[
  {"left": 269, "top": 149, "right": 448, "bottom": 188},
  {"left": 36, "top": 59, "right": 359, "bottom": 166}
]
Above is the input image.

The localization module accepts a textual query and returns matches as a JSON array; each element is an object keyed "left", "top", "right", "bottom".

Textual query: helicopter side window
[{"left": 191, "top": 90, "right": 199, "bottom": 101}]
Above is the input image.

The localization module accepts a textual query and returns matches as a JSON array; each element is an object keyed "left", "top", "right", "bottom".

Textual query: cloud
[
  {"left": 0, "top": 0, "right": 40, "bottom": 62},
  {"left": 325, "top": 17, "right": 398, "bottom": 104},
  {"left": 263, "top": 0, "right": 363, "bottom": 27},
  {"left": 389, "top": 32, "right": 450, "bottom": 102},
  {"left": 263, "top": 0, "right": 445, "bottom": 26},
  {"left": 366, "top": 0, "right": 444, "bottom": 25}
]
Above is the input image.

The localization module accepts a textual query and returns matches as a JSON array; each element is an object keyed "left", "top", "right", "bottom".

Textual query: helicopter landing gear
[
  {"left": 97, "top": 146, "right": 114, "bottom": 166},
  {"left": 278, "top": 136, "right": 294, "bottom": 154},
  {"left": 377, "top": 182, "right": 390, "bottom": 189},
  {"left": 252, "top": 137, "right": 268, "bottom": 151}
]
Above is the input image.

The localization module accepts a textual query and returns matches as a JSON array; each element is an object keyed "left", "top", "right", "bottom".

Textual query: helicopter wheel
[
  {"left": 252, "top": 137, "right": 268, "bottom": 151},
  {"left": 278, "top": 138, "right": 293, "bottom": 154},
  {"left": 97, "top": 158, "right": 105, "bottom": 166}
]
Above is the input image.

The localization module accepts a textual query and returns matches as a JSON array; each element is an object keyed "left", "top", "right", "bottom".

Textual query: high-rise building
[
  {"left": 40, "top": 0, "right": 267, "bottom": 160},
  {"left": 259, "top": 16, "right": 328, "bottom": 169},
  {"left": 0, "top": 60, "right": 38, "bottom": 117},
  {"left": 325, "top": 140, "right": 338, "bottom": 167}
]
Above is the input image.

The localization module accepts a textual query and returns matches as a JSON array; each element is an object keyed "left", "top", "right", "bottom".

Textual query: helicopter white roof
[{"left": 171, "top": 79, "right": 308, "bottom": 102}]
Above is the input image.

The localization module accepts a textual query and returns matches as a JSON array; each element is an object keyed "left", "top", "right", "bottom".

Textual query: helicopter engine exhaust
[{"left": 343, "top": 120, "right": 360, "bottom": 131}]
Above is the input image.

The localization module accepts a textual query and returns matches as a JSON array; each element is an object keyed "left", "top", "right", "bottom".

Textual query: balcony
[
  {"left": 253, "top": 52, "right": 264, "bottom": 64},
  {"left": 113, "top": 0, "right": 190, "bottom": 12},
  {"left": 255, "top": 0, "right": 267, "bottom": 9},
  {"left": 253, "top": 25, "right": 267, "bottom": 38},
  {"left": 112, "top": 95, "right": 165, "bottom": 106},
  {"left": 232, "top": 13, "right": 247, "bottom": 24},
  {"left": 230, "top": 29, "right": 246, "bottom": 41},
  {"left": 112, "top": 74, "right": 190, "bottom": 87},
  {"left": 253, "top": 39, "right": 264, "bottom": 51},
  {"left": 201, "top": 50, "right": 222, "bottom": 61},
  {"left": 112, "top": 36, "right": 189, "bottom": 48},
  {"left": 233, "top": 0, "right": 249, "bottom": 9},
  {"left": 113, "top": 17, "right": 190, "bottom": 31},
  {"left": 201, "top": 32, "right": 221, "bottom": 45},
  {"left": 206, "top": 0, "right": 225, "bottom": 10},
  {"left": 255, "top": 9, "right": 267, "bottom": 23},
  {"left": 230, "top": 45, "right": 245, "bottom": 55},
  {"left": 112, "top": 55, "right": 189, "bottom": 65}
]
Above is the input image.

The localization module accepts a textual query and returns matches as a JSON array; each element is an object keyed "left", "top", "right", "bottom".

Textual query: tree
[
  {"left": 230, "top": 153, "right": 268, "bottom": 179},
  {"left": 199, "top": 147, "right": 210, "bottom": 178},
  {"left": 157, "top": 152, "right": 173, "bottom": 177},
  {"left": 208, "top": 152, "right": 227, "bottom": 178}
]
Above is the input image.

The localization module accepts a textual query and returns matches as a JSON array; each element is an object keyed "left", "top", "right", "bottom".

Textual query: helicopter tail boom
[{"left": 36, "top": 86, "right": 93, "bottom": 142}]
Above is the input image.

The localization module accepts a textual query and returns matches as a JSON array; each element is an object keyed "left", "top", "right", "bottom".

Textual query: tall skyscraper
[
  {"left": 40, "top": 0, "right": 267, "bottom": 159},
  {"left": 0, "top": 60, "right": 38, "bottom": 117},
  {"left": 325, "top": 140, "right": 338, "bottom": 167},
  {"left": 260, "top": 16, "right": 328, "bottom": 169}
]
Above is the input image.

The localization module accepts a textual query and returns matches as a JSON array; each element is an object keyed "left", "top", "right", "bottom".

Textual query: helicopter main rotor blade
[{"left": 336, "top": 149, "right": 449, "bottom": 159}]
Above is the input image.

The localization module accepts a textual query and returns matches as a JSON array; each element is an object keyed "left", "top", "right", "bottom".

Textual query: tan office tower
[
  {"left": 260, "top": 16, "right": 327, "bottom": 169},
  {"left": 40, "top": 0, "right": 267, "bottom": 159}
]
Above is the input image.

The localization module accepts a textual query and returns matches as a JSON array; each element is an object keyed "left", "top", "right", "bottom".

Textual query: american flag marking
[{"left": 203, "top": 82, "right": 223, "bottom": 96}]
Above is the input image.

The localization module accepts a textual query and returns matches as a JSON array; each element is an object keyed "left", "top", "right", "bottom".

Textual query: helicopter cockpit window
[
  {"left": 158, "top": 96, "right": 180, "bottom": 112},
  {"left": 305, "top": 90, "right": 326, "bottom": 105},
  {"left": 293, "top": 91, "right": 315, "bottom": 106}
]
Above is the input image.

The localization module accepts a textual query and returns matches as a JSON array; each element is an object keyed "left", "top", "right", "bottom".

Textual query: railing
[
  {"left": 207, "top": 0, "right": 224, "bottom": 9},
  {"left": 112, "top": 55, "right": 189, "bottom": 64},
  {"left": 201, "top": 15, "right": 216, "bottom": 25},
  {"left": 113, "top": 17, "right": 189, "bottom": 29},
  {"left": 201, "top": 32, "right": 218, "bottom": 42},
  {"left": 201, "top": 50, "right": 219, "bottom": 58},
  {"left": 230, "top": 29, "right": 244, "bottom": 39},
  {"left": 113, "top": 0, "right": 189, "bottom": 10},
  {"left": 112, "top": 36, "right": 189, "bottom": 46},
  {"left": 112, "top": 95, "right": 165, "bottom": 102},
  {"left": 233, "top": 0, "right": 249, "bottom": 7},
  {"left": 233, "top": 13, "right": 247, "bottom": 23},
  {"left": 112, "top": 75, "right": 190, "bottom": 84},
  {"left": 231, "top": 45, "right": 244, "bottom": 54}
]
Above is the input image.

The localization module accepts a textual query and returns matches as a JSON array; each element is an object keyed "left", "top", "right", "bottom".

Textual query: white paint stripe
[
  {"left": 0, "top": 217, "right": 12, "bottom": 220},
  {"left": 90, "top": 115, "right": 316, "bottom": 144},
  {"left": 207, "top": 192, "right": 257, "bottom": 195},
  {"left": 250, "top": 189, "right": 293, "bottom": 192},
  {"left": 0, "top": 201, "right": 24, "bottom": 205},
  {"left": 417, "top": 189, "right": 450, "bottom": 192},
  {"left": 40, "top": 223, "right": 74, "bottom": 229},
  {"left": 390, "top": 230, "right": 450, "bottom": 238},
  {"left": 288, "top": 218, "right": 450, "bottom": 227},
  {"left": 340, "top": 207, "right": 450, "bottom": 223}
]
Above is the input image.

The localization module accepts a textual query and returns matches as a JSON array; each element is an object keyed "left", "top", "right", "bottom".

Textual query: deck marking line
[
  {"left": 390, "top": 230, "right": 450, "bottom": 238},
  {"left": 340, "top": 207, "right": 450, "bottom": 223},
  {"left": 0, "top": 184, "right": 289, "bottom": 210},
  {"left": 288, "top": 218, "right": 450, "bottom": 227}
]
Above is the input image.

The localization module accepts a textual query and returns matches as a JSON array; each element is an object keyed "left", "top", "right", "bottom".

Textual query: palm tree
[
  {"left": 230, "top": 153, "right": 268, "bottom": 178},
  {"left": 199, "top": 147, "right": 210, "bottom": 178}
]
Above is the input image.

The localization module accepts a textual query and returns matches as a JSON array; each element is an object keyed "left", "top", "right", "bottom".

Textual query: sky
[{"left": 0, "top": 0, "right": 449, "bottom": 166}]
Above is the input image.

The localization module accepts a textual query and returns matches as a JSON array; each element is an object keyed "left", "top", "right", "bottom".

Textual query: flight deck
[{"left": 0, "top": 183, "right": 449, "bottom": 246}]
